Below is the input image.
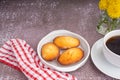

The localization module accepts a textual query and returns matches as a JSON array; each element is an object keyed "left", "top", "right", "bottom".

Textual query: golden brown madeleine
[
  {"left": 58, "top": 48, "right": 84, "bottom": 65},
  {"left": 53, "top": 36, "right": 80, "bottom": 49},
  {"left": 41, "top": 42, "right": 60, "bottom": 61}
]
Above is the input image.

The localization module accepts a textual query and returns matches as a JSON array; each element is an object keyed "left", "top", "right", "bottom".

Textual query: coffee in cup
[
  {"left": 103, "top": 30, "right": 120, "bottom": 67},
  {"left": 106, "top": 36, "right": 120, "bottom": 55}
]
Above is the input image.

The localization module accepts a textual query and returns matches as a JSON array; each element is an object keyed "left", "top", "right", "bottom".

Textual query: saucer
[{"left": 91, "top": 38, "right": 120, "bottom": 79}]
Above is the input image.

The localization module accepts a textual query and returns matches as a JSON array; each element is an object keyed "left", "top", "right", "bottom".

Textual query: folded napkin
[{"left": 0, "top": 39, "right": 77, "bottom": 80}]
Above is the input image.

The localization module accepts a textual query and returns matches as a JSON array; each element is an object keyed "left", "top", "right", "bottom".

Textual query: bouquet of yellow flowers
[{"left": 97, "top": 0, "right": 120, "bottom": 35}]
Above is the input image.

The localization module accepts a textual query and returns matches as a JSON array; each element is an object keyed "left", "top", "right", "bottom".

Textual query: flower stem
[
  {"left": 97, "top": 11, "right": 120, "bottom": 35},
  {"left": 111, "top": 19, "right": 118, "bottom": 30}
]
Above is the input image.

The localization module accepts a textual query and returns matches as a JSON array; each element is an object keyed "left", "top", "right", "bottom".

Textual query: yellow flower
[
  {"left": 97, "top": 0, "right": 120, "bottom": 34},
  {"left": 99, "top": 0, "right": 108, "bottom": 10},
  {"left": 107, "top": 0, "right": 120, "bottom": 18}
]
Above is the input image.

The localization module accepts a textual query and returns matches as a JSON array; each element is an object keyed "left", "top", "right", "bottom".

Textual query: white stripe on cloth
[{"left": 0, "top": 39, "right": 77, "bottom": 80}]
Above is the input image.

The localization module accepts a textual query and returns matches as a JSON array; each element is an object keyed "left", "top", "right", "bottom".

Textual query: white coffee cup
[{"left": 103, "top": 30, "right": 120, "bottom": 67}]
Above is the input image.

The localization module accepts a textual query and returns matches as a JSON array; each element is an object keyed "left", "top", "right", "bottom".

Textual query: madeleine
[
  {"left": 41, "top": 42, "right": 59, "bottom": 61},
  {"left": 58, "top": 48, "right": 84, "bottom": 65},
  {"left": 53, "top": 36, "right": 80, "bottom": 49}
]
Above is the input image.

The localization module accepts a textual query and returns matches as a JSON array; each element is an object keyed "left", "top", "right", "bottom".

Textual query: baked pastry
[
  {"left": 53, "top": 36, "right": 80, "bottom": 49},
  {"left": 41, "top": 42, "right": 59, "bottom": 61},
  {"left": 58, "top": 48, "right": 84, "bottom": 65}
]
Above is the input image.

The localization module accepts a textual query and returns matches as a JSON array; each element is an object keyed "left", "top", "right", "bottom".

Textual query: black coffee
[{"left": 106, "top": 36, "right": 120, "bottom": 55}]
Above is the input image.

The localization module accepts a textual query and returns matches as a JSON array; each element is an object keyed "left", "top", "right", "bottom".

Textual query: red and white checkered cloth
[{"left": 0, "top": 39, "right": 77, "bottom": 80}]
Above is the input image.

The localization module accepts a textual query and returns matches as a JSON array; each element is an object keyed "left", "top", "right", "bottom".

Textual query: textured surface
[{"left": 0, "top": 0, "right": 117, "bottom": 80}]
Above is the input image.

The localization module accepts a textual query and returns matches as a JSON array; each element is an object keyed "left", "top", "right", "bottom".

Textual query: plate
[
  {"left": 91, "top": 38, "right": 120, "bottom": 79},
  {"left": 37, "top": 30, "right": 90, "bottom": 72}
]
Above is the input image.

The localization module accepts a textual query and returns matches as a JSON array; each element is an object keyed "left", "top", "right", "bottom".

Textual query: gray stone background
[{"left": 0, "top": 0, "right": 118, "bottom": 80}]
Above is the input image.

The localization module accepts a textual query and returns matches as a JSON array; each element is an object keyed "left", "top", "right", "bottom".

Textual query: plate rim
[{"left": 37, "top": 29, "right": 90, "bottom": 72}]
